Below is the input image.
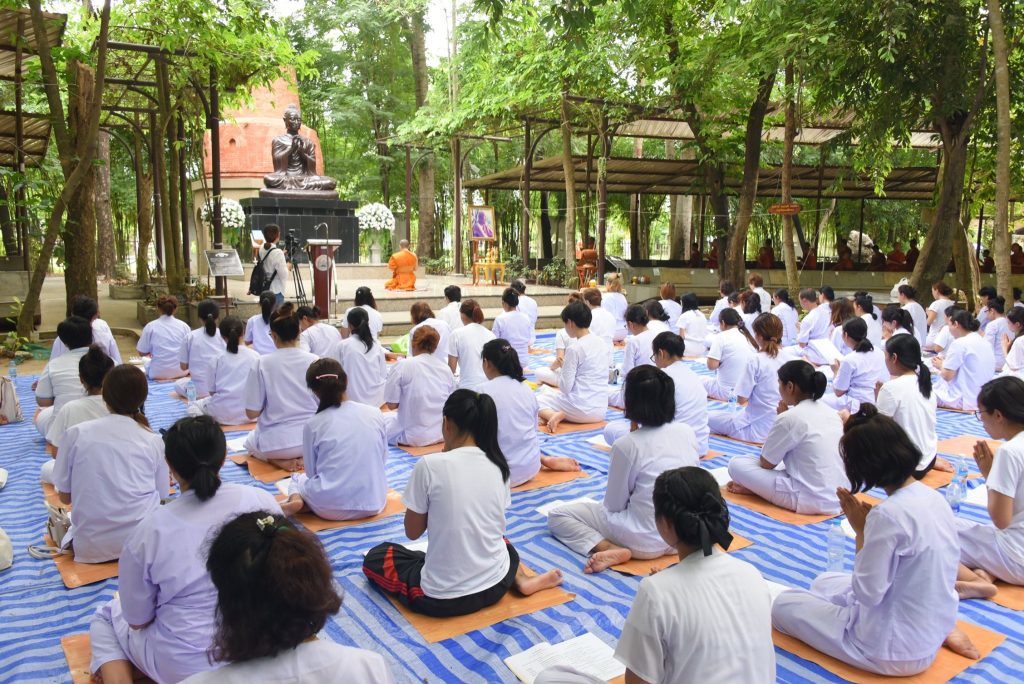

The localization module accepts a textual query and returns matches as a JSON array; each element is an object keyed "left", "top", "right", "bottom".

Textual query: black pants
[
  {"left": 913, "top": 455, "right": 937, "bottom": 480},
  {"left": 363, "top": 540, "right": 519, "bottom": 617}
]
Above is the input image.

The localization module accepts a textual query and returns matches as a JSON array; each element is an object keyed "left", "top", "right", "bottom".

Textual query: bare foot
[
  {"left": 934, "top": 458, "right": 955, "bottom": 473},
  {"left": 956, "top": 579, "right": 998, "bottom": 600},
  {"left": 944, "top": 626, "right": 980, "bottom": 659},
  {"left": 585, "top": 547, "right": 633, "bottom": 574},
  {"left": 272, "top": 457, "right": 303, "bottom": 472},
  {"left": 515, "top": 568, "right": 564, "bottom": 595},
  {"left": 279, "top": 494, "right": 304, "bottom": 516},
  {"left": 726, "top": 481, "right": 753, "bottom": 495},
  {"left": 974, "top": 568, "right": 997, "bottom": 584},
  {"left": 540, "top": 456, "right": 581, "bottom": 472},
  {"left": 546, "top": 412, "right": 566, "bottom": 433}
]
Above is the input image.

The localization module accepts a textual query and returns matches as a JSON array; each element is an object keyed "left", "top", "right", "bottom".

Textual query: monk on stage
[{"left": 385, "top": 239, "right": 418, "bottom": 291}]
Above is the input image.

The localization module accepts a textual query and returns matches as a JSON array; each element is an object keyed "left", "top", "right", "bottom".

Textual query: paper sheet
[
  {"left": 809, "top": 339, "right": 843, "bottom": 364},
  {"left": 764, "top": 580, "right": 792, "bottom": 606},
  {"left": 586, "top": 435, "right": 610, "bottom": 449},
  {"left": 706, "top": 466, "right": 730, "bottom": 487},
  {"left": 965, "top": 484, "right": 989, "bottom": 507},
  {"left": 536, "top": 497, "right": 599, "bottom": 518},
  {"left": 226, "top": 437, "right": 247, "bottom": 454},
  {"left": 275, "top": 479, "right": 292, "bottom": 497},
  {"left": 504, "top": 633, "right": 624, "bottom": 684},
  {"left": 841, "top": 518, "right": 856, "bottom": 539}
]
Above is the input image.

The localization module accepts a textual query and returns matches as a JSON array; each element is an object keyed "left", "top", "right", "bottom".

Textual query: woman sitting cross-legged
[
  {"left": 932, "top": 309, "right": 996, "bottom": 410},
  {"left": 330, "top": 306, "right": 387, "bottom": 408},
  {"left": 726, "top": 360, "right": 848, "bottom": 515},
  {"left": 701, "top": 308, "right": 758, "bottom": 401},
  {"left": 197, "top": 316, "right": 260, "bottom": 427},
  {"left": 821, "top": 317, "right": 886, "bottom": 413},
  {"left": 279, "top": 358, "right": 388, "bottom": 520},
  {"left": 363, "top": 390, "right": 564, "bottom": 616},
  {"left": 174, "top": 299, "right": 225, "bottom": 399},
  {"left": 772, "top": 406, "right": 979, "bottom": 676},
  {"left": 548, "top": 365, "right": 700, "bottom": 573},
  {"left": 383, "top": 325, "right": 456, "bottom": 446},
  {"left": 538, "top": 301, "right": 611, "bottom": 432}
]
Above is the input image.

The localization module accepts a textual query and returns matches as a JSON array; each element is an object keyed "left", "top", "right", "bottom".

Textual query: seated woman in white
[
  {"left": 184, "top": 511, "right": 396, "bottom": 683},
  {"left": 677, "top": 292, "right": 708, "bottom": 357},
  {"left": 582, "top": 287, "right": 616, "bottom": 354},
  {"left": 955, "top": 377, "right": 1024, "bottom": 599},
  {"left": 827, "top": 298, "right": 856, "bottom": 358},
  {"left": 822, "top": 318, "right": 886, "bottom": 413},
  {"left": 198, "top": 316, "right": 260, "bottom": 426},
  {"left": 383, "top": 326, "right": 456, "bottom": 446},
  {"left": 708, "top": 279, "right": 734, "bottom": 332},
  {"left": 933, "top": 309, "right": 995, "bottom": 410},
  {"left": 137, "top": 294, "right": 191, "bottom": 380},
  {"left": 727, "top": 360, "right": 848, "bottom": 515},
  {"left": 537, "top": 294, "right": 583, "bottom": 388},
  {"left": 739, "top": 290, "right": 762, "bottom": 329},
  {"left": 606, "top": 332, "right": 710, "bottom": 455},
  {"left": 50, "top": 294, "right": 121, "bottom": 364},
  {"left": 609, "top": 305, "right": 658, "bottom": 408},
  {"left": 364, "top": 390, "right": 564, "bottom": 616},
  {"left": 701, "top": 308, "right": 757, "bottom": 401},
  {"left": 1002, "top": 306, "right": 1024, "bottom": 378},
  {"left": 925, "top": 281, "right": 956, "bottom": 351},
  {"left": 448, "top": 299, "right": 496, "bottom": 391},
  {"left": 491, "top": 288, "right": 533, "bottom": 361},
  {"left": 49, "top": 365, "right": 168, "bottom": 563},
  {"left": 480, "top": 339, "right": 579, "bottom": 487},
  {"left": 90, "top": 417, "right": 282, "bottom": 684},
  {"left": 658, "top": 283, "right": 683, "bottom": 334},
  {"left": 244, "top": 291, "right": 277, "bottom": 355},
  {"left": 538, "top": 302, "right": 611, "bottom": 431},
  {"left": 243, "top": 304, "right": 319, "bottom": 469},
  {"left": 406, "top": 301, "right": 452, "bottom": 363},
  {"left": 601, "top": 272, "right": 629, "bottom": 342},
  {"left": 984, "top": 296, "right": 1011, "bottom": 374},
  {"left": 897, "top": 283, "right": 929, "bottom": 349},
  {"left": 549, "top": 366, "right": 700, "bottom": 572},
  {"left": 297, "top": 305, "right": 340, "bottom": 357},
  {"left": 34, "top": 316, "right": 92, "bottom": 437},
  {"left": 881, "top": 304, "right": 914, "bottom": 340},
  {"left": 772, "top": 289, "right": 799, "bottom": 346},
  {"left": 174, "top": 299, "right": 226, "bottom": 399},
  {"left": 41, "top": 346, "right": 113, "bottom": 484},
  {"left": 709, "top": 313, "right": 797, "bottom": 444},
  {"left": 279, "top": 358, "right": 388, "bottom": 520},
  {"left": 854, "top": 294, "right": 883, "bottom": 349},
  {"left": 796, "top": 288, "right": 833, "bottom": 364},
  {"left": 338, "top": 286, "right": 384, "bottom": 341},
  {"left": 644, "top": 300, "right": 672, "bottom": 335},
  {"left": 772, "top": 407, "right": 978, "bottom": 675},
  {"left": 331, "top": 307, "right": 387, "bottom": 407}
]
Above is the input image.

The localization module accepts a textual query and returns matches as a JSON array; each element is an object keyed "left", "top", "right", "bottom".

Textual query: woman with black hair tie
[
  {"left": 876, "top": 334, "right": 944, "bottom": 475},
  {"left": 772, "top": 288, "right": 799, "bottom": 346},
  {"left": 932, "top": 309, "right": 995, "bottom": 409},
  {"left": 822, "top": 318, "right": 886, "bottom": 413},
  {"left": 364, "top": 390, "right": 564, "bottom": 617},
  {"left": 297, "top": 305, "right": 340, "bottom": 357},
  {"left": 198, "top": 316, "right": 260, "bottom": 426},
  {"left": 880, "top": 304, "right": 914, "bottom": 340},
  {"left": 331, "top": 306, "right": 387, "bottom": 407},
  {"left": 244, "top": 291, "right": 277, "bottom": 355},
  {"left": 89, "top": 416, "right": 282, "bottom": 684},
  {"left": 174, "top": 299, "right": 225, "bottom": 399}
]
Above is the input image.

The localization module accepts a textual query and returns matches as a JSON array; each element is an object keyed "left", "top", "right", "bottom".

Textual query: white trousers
[
  {"left": 242, "top": 430, "right": 302, "bottom": 463},
  {"left": 547, "top": 500, "right": 670, "bottom": 559},
  {"left": 35, "top": 406, "right": 53, "bottom": 438},
  {"left": 956, "top": 517, "right": 1024, "bottom": 584}
]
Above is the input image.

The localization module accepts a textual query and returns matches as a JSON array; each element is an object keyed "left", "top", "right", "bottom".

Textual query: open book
[{"left": 505, "top": 633, "right": 625, "bottom": 684}]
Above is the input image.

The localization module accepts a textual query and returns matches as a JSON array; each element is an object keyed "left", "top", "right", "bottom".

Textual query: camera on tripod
[{"left": 283, "top": 229, "right": 303, "bottom": 263}]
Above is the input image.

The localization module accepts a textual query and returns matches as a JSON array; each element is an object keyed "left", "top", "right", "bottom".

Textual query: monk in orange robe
[{"left": 385, "top": 239, "right": 418, "bottom": 291}]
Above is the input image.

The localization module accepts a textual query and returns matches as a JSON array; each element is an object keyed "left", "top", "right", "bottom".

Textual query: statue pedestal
[
  {"left": 240, "top": 197, "right": 358, "bottom": 264},
  {"left": 369, "top": 243, "right": 382, "bottom": 264}
]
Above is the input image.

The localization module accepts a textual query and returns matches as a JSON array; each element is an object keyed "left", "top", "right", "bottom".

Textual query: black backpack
[{"left": 248, "top": 245, "right": 279, "bottom": 295}]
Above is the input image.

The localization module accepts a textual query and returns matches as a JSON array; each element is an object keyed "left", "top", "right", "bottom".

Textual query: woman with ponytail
[
  {"left": 174, "top": 299, "right": 226, "bottom": 399},
  {"left": 933, "top": 309, "right": 995, "bottom": 409},
  {"left": 297, "top": 305, "right": 340, "bottom": 356},
  {"left": 137, "top": 294, "right": 191, "bottom": 380},
  {"left": 897, "top": 283, "right": 929, "bottom": 348},
  {"left": 854, "top": 294, "right": 882, "bottom": 348},
  {"left": 243, "top": 304, "right": 319, "bottom": 469},
  {"left": 548, "top": 366, "right": 700, "bottom": 573},
  {"left": 709, "top": 313, "right": 798, "bottom": 443},
  {"left": 330, "top": 306, "right": 387, "bottom": 407},
  {"left": 90, "top": 416, "right": 281, "bottom": 683},
  {"left": 383, "top": 326, "right": 456, "bottom": 446},
  {"left": 983, "top": 296, "right": 1010, "bottom": 373},
  {"left": 926, "top": 281, "right": 956, "bottom": 350},
  {"left": 186, "top": 512, "right": 395, "bottom": 683},
  {"left": 823, "top": 317, "right": 886, "bottom": 413},
  {"left": 772, "top": 288, "right": 799, "bottom": 346},
  {"left": 339, "top": 286, "right": 384, "bottom": 340},
  {"left": 50, "top": 365, "right": 168, "bottom": 563},
  {"left": 644, "top": 300, "right": 672, "bottom": 334},
  {"left": 244, "top": 291, "right": 277, "bottom": 355},
  {"left": 679, "top": 292, "right": 709, "bottom": 356},
  {"left": 448, "top": 299, "right": 496, "bottom": 390},
  {"left": 613, "top": 306, "right": 658, "bottom": 406},
  {"left": 773, "top": 405, "right": 977, "bottom": 675},
  {"left": 726, "top": 360, "right": 847, "bottom": 514},
  {"left": 278, "top": 359, "right": 388, "bottom": 520},
  {"left": 198, "top": 316, "right": 260, "bottom": 426},
  {"left": 1001, "top": 306, "right": 1024, "bottom": 377},
  {"left": 881, "top": 304, "right": 914, "bottom": 340},
  {"left": 364, "top": 390, "right": 564, "bottom": 617},
  {"left": 876, "top": 334, "right": 943, "bottom": 476},
  {"left": 701, "top": 308, "right": 757, "bottom": 401}
]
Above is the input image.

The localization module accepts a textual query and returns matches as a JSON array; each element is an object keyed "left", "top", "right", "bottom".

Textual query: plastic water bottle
[
  {"left": 727, "top": 389, "right": 738, "bottom": 412},
  {"left": 185, "top": 380, "right": 197, "bottom": 406},
  {"left": 946, "top": 458, "right": 968, "bottom": 514},
  {"left": 7, "top": 360, "right": 15, "bottom": 380},
  {"left": 955, "top": 456, "right": 969, "bottom": 483},
  {"left": 826, "top": 519, "right": 846, "bottom": 572}
]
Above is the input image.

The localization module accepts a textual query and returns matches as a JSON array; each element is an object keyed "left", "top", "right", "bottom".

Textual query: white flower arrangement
[
  {"left": 357, "top": 202, "right": 396, "bottom": 233},
  {"left": 200, "top": 198, "right": 246, "bottom": 232}
]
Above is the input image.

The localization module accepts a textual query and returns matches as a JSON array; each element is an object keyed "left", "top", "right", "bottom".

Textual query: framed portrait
[{"left": 469, "top": 205, "right": 496, "bottom": 241}]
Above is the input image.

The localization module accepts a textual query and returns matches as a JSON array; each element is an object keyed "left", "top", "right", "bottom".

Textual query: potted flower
[
  {"left": 200, "top": 198, "right": 247, "bottom": 250},
  {"left": 356, "top": 202, "right": 396, "bottom": 264}
]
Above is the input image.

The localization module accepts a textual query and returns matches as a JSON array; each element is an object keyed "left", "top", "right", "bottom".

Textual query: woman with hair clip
[
  {"left": 644, "top": 300, "right": 672, "bottom": 335},
  {"left": 279, "top": 358, "right": 388, "bottom": 520},
  {"left": 822, "top": 318, "right": 886, "bottom": 412},
  {"left": 243, "top": 304, "right": 319, "bottom": 469},
  {"left": 727, "top": 360, "right": 847, "bottom": 514},
  {"left": 184, "top": 512, "right": 395, "bottom": 683},
  {"left": 407, "top": 301, "right": 452, "bottom": 362},
  {"left": 1001, "top": 306, "right": 1024, "bottom": 378},
  {"left": 983, "top": 296, "right": 1010, "bottom": 373},
  {"left": 175, "top": 299, "right": 226, "bottom": 399},
  {"left": 954, "top": 376, "right": 1024, "bottom": 599},
  {"left": 854, "top": 294, "right": 882, "bottom": 348},
  {"left": 709, "top": 313, "right": 798, "bottom": 443},
  {"left": 244, "top": 291, "right": 277, "bottom": 355},
  {"left": 383, "top": 326, "right": 456, "bottom": 446},
  {"left": 772, "top": 405, "right": 978, "bottom": 675},
  {"left": 897, "top": 283, "right": 929, "bottom": 348},
  {"left": 480, "top": 339, "right": 579, "bottom": 486},
  {"left": 331, "top": 307, "right": 387, "bottom": 407},
  {"left": 198, "top": 316, "right": 260, "bottom": 426},
  {"left": 492, "top": 288, "right": 533, "bottom": 361},
  {"left": 549, "top": 366, "right": 700, "bottom": 573},
  {"left": 772, "top": 288, "right": 799, "bottom": 346},
  {"left": 678, "top": 292, "right": 708, "bottom": 356},
  {"left": 297, "top": 305, "right": 340, "bottom": 357},
  {"left": 701, "top": 308, "right": 757, "bottom": 402},
  {"left": 364, "top": 390, "right": 565, "bottom": 616},
  {"left": 602, "top": 272, "right": 629, "bottom": 342},
  {"left": 658, "top": 283, "right": 682, "bottom": 334},
  {"left": 926, "top": 280, "right": 956, "bottom": 350},
  {"left": 876, "top": 334, "right": 944, "bottom": 475},
  {"left": 48, "top": 365, "right": 169, "bottom": 563},
  {"left": 448, "top": 299, "right": 496, "bottom": 390},
  {"left": 339, "top": 286, "right": 384, "bottom": 340},
  {"left": 932, "top": 309, "right": 995, "bottom": 410},
  {"left": 880, "top": 304, "right": 914, "bottom": 340},
  {"left": 89, "top": 416, "right": 281, "bottom": 684},
  {"left": 137, "top": 294, "right": 191, "bottom": 380}
]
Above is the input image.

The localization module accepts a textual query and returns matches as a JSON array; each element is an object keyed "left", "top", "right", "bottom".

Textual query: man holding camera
[{"left": 256, "top": 224, "right": 291, "bottom": 308}]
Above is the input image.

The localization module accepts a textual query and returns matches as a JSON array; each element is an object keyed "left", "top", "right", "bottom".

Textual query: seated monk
[
  {"left": 579, "top": 237, "right": 599, "bottom": 269},
  {"left": 869, "top": 245, "right": 887, "bottom": 270},
  {"left": 887, "top": 243, "right": 906, "bottom": 271},
  {"left": 263, "top": 105, "right": 337, "bottom": 194},
  {"left": 800, "top": 242, "right": 817, "bottom": 269},
  {"left": 386, "top": 239, "right": 418, "bottom": 291},
  {"left": 757, "top": 239, "right": 775, "bottom": 269},
  {"left": 836, "top": 254, "right": 855, "bottom": 271}
]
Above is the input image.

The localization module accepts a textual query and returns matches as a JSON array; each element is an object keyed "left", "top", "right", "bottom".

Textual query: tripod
[{"left": 283, "top": 234, "right": 308, "bottom": 307}]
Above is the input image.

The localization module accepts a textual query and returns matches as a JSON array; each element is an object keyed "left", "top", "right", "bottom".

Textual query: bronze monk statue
[{"left": 260, "top": 105, "right": 338, "bottom": 198}]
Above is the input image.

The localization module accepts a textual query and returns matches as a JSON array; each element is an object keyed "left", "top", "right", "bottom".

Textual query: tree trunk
[
  {"left": 725, "top": 73, "right": 776, "bottom": 286},
  {"left": 540, "top": 191, "right": 553, "bottom": 259},
  {"left": 63, "top": 61, "right": 99, "bottom": 304},
  {"left": 94, "top": 130, "right": 115, "bottom": 279},
  {"left": 668, "top": 195, "right": 691, "bottom": 261},
  {"left": 781, "top": 64, "right": 800, "bottom": 294},
  {"left": 406, "top": 11, "right": 435, "bottom": 259},
  {"left": 559, "top": 92, "right": 577, "bottom": 268},
  {"left": 134, "top": 130, "right": 153, "bottom": 285},
  {"left": 156, "top": 59, "right": 183, "bottom": 291},
  {"left": 0, "top": 180, "right": 16, "bottom": 255},
  {"left": 988, "top": 0, "right": 1012, "bottom": 301},
  {"left": 954, "top": 205, "right": 981, "bottom": 311}
]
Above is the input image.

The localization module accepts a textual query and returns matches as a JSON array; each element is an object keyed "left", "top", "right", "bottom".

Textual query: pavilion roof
[
  {"left": 0, "top": 8, "right": 65, "bottom": 80},
  {"left": 0, "top": 110, "right": 51, "bottom": 168}
]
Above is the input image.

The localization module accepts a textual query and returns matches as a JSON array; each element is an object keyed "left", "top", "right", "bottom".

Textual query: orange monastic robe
[{"left": 385, "top": 248, "right": 417, "bottom": 291}]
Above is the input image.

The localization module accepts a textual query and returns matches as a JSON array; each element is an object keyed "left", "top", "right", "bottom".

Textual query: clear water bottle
[
  {"left": 826, "top": 519, "right": 846, "bottom": 572},
  {"left": 7, "top": 360, "right": 15, "bottom": 380},
  {"left": 946, "top": 459, "right": 968, "bottom": 514},
  {"left": 185, "top": 380, "right": 197, "bottom": 406},
  {"left": 955, "top": 456, "right": 969, "bottom": 483},
  {"left": 727, "top": 389, "right": 738, "bottom": 412}
]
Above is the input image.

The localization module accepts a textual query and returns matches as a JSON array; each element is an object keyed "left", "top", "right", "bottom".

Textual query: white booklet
[
  {"left": 586, "top": 434, "right": 611, "bottom": 451},
  {"left": 504, "top": 633, "right": 624, "bottom": 684},
  {"left": 965, "top": 484, "right": 989, "bottom": 507},
  {"left": 226, "top": 437, "right": 248, "bottom": 455},
  {"left": 536, "top": 497, "right": 599, "bottom": 518},
  {"left": 809, "top": 338, "right": 843, "bottom": 364},
  {"left": 706, "top": 466, "right": 730, "bottom": 487}
]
